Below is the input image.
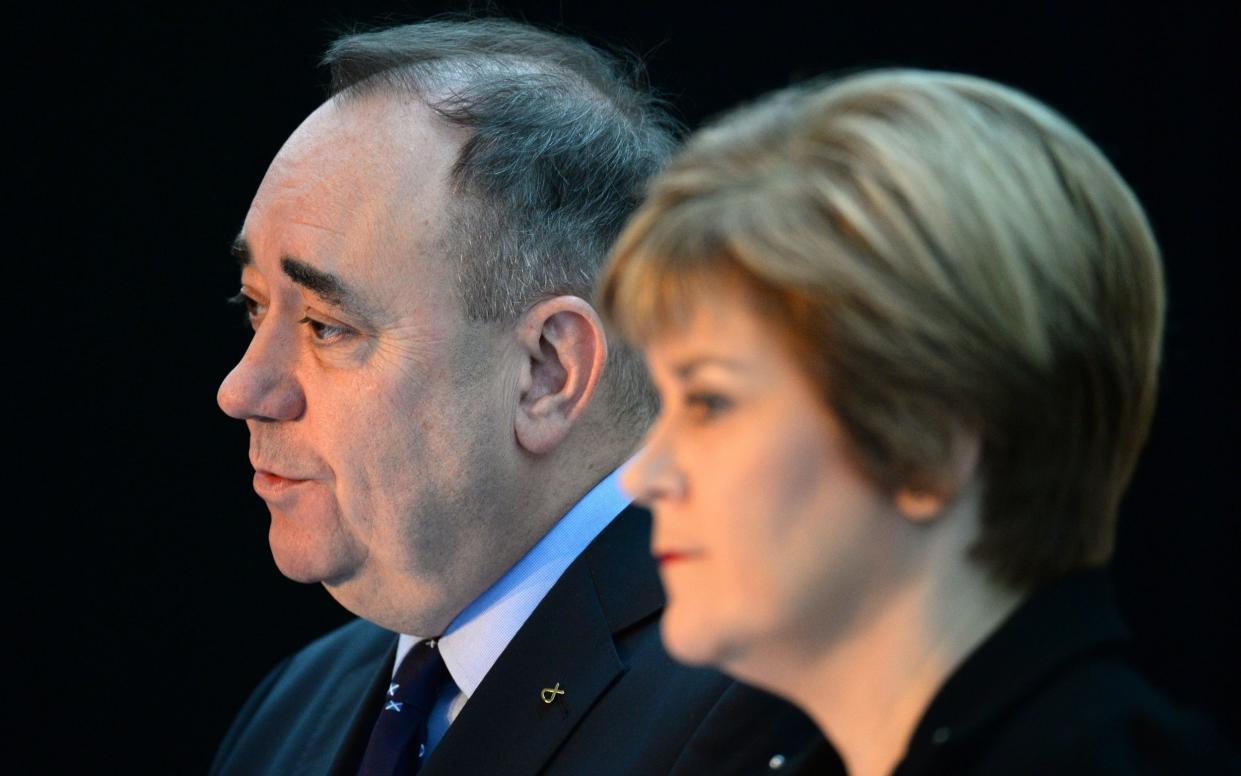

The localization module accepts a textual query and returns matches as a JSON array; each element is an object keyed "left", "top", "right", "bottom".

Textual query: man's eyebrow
[
  {"left": 673, "top": 356, "right": 748, "bottom": 380},
  {"left": 280, "top": 256, "right": 373, "bottom": 319},
  {"left": 231, "top": 235, "right": 375, "bottom": 320}
]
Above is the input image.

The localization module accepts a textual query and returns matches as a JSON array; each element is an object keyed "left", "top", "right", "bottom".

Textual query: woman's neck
[
  {"left": 802, "top": 569, "right": 1021, "bottom": 776},
  {"left": 734, "top": 491, "right": 1024, "bottom": 776}
]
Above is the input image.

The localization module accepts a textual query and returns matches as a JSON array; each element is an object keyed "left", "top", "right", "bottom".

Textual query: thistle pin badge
[{"left": 540, "top": 682, "right": 566, "bottom": 704}]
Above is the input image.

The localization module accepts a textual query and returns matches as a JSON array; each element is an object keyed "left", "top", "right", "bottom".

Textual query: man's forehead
[
  {"left": 233, "top": 91, "right": 470, "bottom": 321},
  {"left": 242, "top": 99, "right": 449, "bottom": 249},
  {"left": 280, "top": 91, "right": 461, "bottom": 172},
  {"left": 245, "top": 98, "right": 456, "bottom": 248},
  {"left": 261, "top": 102, "right": 403, "bottom": 207}
]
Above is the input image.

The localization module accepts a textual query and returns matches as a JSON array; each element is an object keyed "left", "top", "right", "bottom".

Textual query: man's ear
[
  {"left": 895, "top": 432, "right": 982, "bottom": 522},
  {"left": 513, "top": 295, "right": 608, "bottom": 455}
]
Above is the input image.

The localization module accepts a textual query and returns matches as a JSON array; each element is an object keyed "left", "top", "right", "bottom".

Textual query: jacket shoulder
[
  {"left": 210, "top": 619, "right": 394, "bottom": 775},
  {"left": 972, "top": 660, "right": 1237, "bottom": 774}
]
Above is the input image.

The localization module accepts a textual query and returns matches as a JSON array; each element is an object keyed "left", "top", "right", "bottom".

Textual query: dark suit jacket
[
  {"left": 892, "top": 570, "right": 1237, "bottom": 775},
  {"left": 211, "top": 506, "right": 839, "bottom": 775}
]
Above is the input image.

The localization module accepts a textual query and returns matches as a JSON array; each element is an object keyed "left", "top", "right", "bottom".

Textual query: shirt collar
[{"left": 394, "top": 465, "right": 632, "bottom": 697}]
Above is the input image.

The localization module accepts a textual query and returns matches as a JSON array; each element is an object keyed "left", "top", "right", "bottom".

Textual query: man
[{"left": 211, "top": 18, "right": 835, "bottom": 776}]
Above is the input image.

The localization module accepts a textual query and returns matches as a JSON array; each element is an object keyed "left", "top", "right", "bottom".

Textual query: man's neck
[{"left": 394, "top": 463, "right": 634, "bottom": 695}]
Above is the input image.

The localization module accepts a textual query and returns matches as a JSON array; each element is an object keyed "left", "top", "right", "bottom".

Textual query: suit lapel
[
  {"left": 316, "top": 640, "right": 397, "bottom": 776},
  {"left": 581, "top": 506, "right": 664, "bottom": 635},
  {"left": 421, "top": 506, "right": 661, "bottom": 775}
]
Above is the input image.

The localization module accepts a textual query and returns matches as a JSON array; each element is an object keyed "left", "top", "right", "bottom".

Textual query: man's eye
[
  {"left": 228, "top": 291, "right": 266, "bottom": 330},
  {"left": 684, "top": 392, "right": 733, "bottom": 423},
  {"left": 298, "top": 316, "right": 353, "bottom": 343}
]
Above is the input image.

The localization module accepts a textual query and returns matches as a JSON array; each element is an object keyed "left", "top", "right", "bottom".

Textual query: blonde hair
[{"left": 598, "top": 70, "right": 1165, "bottom": 590}]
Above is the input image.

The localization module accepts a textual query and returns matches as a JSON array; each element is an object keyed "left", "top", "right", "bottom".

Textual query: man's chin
[
  {"left": 267, "top": 515, "right": 360, "bottom": 585},
  {"left": 270, "top": 551, "right": 343, "bottom": 584}
]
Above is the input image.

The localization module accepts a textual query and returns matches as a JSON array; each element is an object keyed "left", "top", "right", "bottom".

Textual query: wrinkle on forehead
[
  {"left": 244, "top": 91, "right": 469, "bottom": 319},
  {"left": 288, "top": 218, "right": 345, "bottom": 237}
]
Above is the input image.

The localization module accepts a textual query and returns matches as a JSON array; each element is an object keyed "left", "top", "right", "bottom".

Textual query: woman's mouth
[{"left": 655, "top": 550, "right": 702, "bottom": 566}]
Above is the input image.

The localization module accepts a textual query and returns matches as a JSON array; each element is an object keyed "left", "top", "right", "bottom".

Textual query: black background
[{"left": 19, "top": 1, "right": 1234, "bottom": 771}]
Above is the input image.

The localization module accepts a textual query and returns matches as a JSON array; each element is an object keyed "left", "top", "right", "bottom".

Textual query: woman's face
[{"left": 623, "top": 284, "right": 909, "bottom": 675}]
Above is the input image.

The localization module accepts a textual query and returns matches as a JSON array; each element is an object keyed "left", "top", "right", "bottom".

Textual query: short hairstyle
[
  {"left": 598, "top": 70, "right": 1165, "bottom": 591},
  {"left": 323, "top": 17, "right": 680, "bottom": 422}
]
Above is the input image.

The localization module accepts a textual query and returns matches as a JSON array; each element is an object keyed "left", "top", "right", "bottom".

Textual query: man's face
[{"left": 218, "top": 95, "right": 520, "bottom": 634}]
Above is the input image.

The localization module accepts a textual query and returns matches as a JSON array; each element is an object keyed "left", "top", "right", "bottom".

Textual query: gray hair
[{"left": 323, "top": 18, "right": 680, "bottom": 423}]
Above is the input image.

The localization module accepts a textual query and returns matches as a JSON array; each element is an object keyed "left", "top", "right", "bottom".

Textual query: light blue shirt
[{"left": 393, "top": 465, "right": 632, "bottom": 753}]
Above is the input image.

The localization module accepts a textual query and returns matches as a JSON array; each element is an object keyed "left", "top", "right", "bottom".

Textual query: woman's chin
[{"left": 660, "top": 603, "right": 746, "bottom": 670}]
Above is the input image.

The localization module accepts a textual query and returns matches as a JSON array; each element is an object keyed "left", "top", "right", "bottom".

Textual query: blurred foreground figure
[
  {"left": 601, "top": 69, "right": 1236, "bottom": 775},
  {"left": 212, "top": 18, "right": 830, "bottom": 776}
]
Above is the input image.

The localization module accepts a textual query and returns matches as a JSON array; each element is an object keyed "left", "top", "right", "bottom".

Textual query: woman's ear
[
  {"left": 895, "top": 432, "right": 981, "bottom": 522},
  {"left": 512, "top": 295, "right": 608, "bottom": 455}
]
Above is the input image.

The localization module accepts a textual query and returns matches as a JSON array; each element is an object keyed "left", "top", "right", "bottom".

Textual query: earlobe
[
  {"left": 895, "top": 432, "right": 982, "bottom": 522},
  {"left": 895, "top": 488, "right": 948, "bottom": 522},
  {"left": 513, "top": 296, "right": 608, "bottom": 455}
]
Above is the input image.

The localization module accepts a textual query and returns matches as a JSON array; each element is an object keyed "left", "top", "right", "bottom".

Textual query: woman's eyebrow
[{"left": 673, "top": 355, "right": 749, "bottom": 380}]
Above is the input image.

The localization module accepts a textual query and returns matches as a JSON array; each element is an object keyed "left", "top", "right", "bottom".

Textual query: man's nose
[
  {"left": 621, "top": 418, "right": 686, "bottom": 505},
  {"left": 217, "top": 323, "right": 306, "bottom": 422}
]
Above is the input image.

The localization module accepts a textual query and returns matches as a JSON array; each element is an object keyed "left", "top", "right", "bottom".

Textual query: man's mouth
[{"left": 253, "top": 470, "right": 311, "bottom": 498}]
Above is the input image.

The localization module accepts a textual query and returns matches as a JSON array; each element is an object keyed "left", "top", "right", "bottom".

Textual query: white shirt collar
[{"left": 394, "top": 465, "right": 632, "bottom": 697}]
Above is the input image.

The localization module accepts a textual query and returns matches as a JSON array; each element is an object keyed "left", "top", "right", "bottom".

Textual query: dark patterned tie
[{"left": 357, "top": 638, "right": 450, "bottom": 776}]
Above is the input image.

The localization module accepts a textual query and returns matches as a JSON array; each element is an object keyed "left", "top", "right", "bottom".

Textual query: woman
[{"left": 597, "top": 71, "right": 1230, "bottom": 774}]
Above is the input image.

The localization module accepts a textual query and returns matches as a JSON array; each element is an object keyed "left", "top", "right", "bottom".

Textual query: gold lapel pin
[{"left": 540, "top": 682, "right": 566, "bottom": 704}]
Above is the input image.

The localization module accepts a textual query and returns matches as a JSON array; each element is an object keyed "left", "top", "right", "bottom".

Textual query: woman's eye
[{"left": 684, "top": 392, "right": 733, "bottom": 422}]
